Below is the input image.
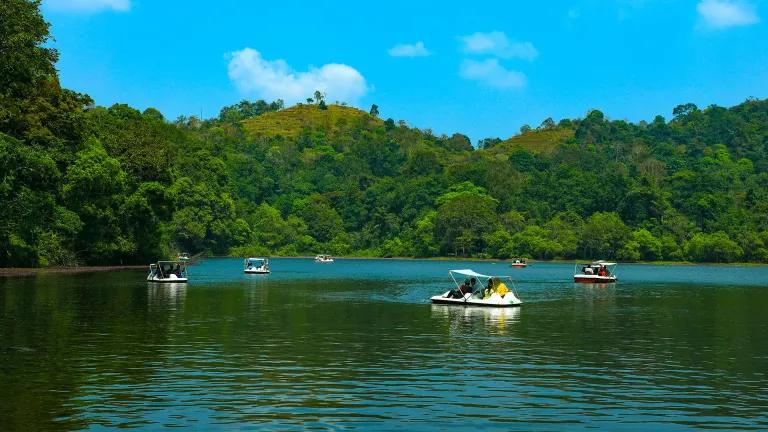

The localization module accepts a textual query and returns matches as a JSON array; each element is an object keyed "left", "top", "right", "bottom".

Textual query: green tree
[
  {"left": 294, "top": 194, "right": 344, "bottom": 244},
  {"left": 485, "top": 229, "right": 514, "bottom": 259},
  {"left": 632, "top": 229, "right": 663, "bottom": 261},
  {"left": 0, "top": 132, "right": 63, "bottom": 266},
  {"left": 579, "top": 212, "right": 630, "bottom": 258},
  {"left": 510, "top": 226, "right": 563, "bottom": 259},
  {"left": 685, "top": 232, "right": 743, "bottom": 263},
  {"left": 404, "top": 211, "right": 438, "bottom": 257},
  {"left": 434, "top": 184, "right": 499, "bottom": 256},
  {"left": 62, "top": 138, "right": 131, "bottom": 263},
  {"left": 0, "top": 0, "right": 57, "bottom": 100}
]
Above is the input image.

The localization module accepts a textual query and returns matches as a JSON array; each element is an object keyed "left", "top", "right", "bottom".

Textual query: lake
[{"left": 1, "top": 258, "right": 767, "bottom": 430}]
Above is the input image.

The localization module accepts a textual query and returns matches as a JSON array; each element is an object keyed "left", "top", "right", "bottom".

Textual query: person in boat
[
  {"left": 598, "top": 265, "right": 608, "bottom": 277},
  {"left": 174, "top": 264, "right": 182, "bottom": 277},
  {"left": 449, "top": 279, "right": 470, "bottom": 298},
  {"left": 462, "top": 279, "right": 473, "bottom": 294},
  {"left": 495, "top": 279, "right": 509, "bottom": 297},
  {"left": 483, "top": 278, "right": 495, "bottom": 299},
  {"left": 459, "top": 277, "right": 477, "bottom": 296}
]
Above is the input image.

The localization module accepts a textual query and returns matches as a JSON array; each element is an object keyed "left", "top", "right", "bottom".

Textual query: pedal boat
[
  {"left": 574, "top": 260, "right": 617, "bottom": 283},
  {"left": 314, "top": 254, "right": 334, "bottom": 263},
  {"left": 147, "top": 260, "right": 188, "bottom": 283},
  {"left": 430, "top": 269, "right": 522, "bottom": 307},
  {"left": 244, "top": 257, "right": 270, "bottom": 274}
]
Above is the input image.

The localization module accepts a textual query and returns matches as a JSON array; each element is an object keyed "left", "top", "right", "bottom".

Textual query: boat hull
[
  {"left": 511, "top": 264, "right": 527, "bottom": 268},
  {"left": 574, "top": 275, "right": 617, "bottom": 283},
  {"left": 148, "top": 277, "right": 188, "bottom": 283},
  {"left": 244, "top": 269, "right": 270, "bottom": 274},
  {"left": 430, "top": 291, "right": 521, "bottom": 308}
]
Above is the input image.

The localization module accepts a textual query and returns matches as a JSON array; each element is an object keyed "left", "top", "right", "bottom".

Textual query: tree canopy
[{"left": 2, "top": 0, "right": 768, "bottom": 266}]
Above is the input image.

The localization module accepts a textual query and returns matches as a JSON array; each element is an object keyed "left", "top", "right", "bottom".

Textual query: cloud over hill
[{"left": 227, "top": 48, "right": 368, "bottom": 105}]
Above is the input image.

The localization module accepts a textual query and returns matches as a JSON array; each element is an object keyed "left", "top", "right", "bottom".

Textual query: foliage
[
  {"left": 685, "top": 232, "right": 744, "bottom": 263},
  {"left": 3, "top": 0, "right": 768, "bottom": 266}
]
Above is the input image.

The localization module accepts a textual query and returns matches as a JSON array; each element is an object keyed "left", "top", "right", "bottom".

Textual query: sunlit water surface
[{"left": 1, "top": 259, "right": 767, "bottom": 430}]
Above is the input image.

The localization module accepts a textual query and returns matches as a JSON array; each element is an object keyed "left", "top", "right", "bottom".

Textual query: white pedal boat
[
  {"left": 315, "top": 254, "right": 334, "bottom": 263},
  {"left": 430, "top": 269, "right": 522, "bottom": 307},
  {"left": 244, "top": 257, "right": 270, "bottom": 274},
  {"left": 147, "top": 261, "right": 188, "bottom": 283}
]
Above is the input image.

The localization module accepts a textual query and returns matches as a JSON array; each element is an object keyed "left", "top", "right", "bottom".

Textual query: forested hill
[{"left": 2, "top": 1, "right": 768, "bottom": 267}]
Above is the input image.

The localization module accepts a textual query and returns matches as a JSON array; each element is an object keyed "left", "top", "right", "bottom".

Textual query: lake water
[{"left": 1, "top": 258, "right": 767, "bottom": 430}]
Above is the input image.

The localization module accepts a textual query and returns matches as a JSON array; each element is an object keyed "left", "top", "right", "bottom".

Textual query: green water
[{"left": 1, "top": 258, "right": 767, "bottom": 430}]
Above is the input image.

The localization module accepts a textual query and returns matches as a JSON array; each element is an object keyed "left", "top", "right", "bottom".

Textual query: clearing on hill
[
  {"left": 242, "top": 104, "right": 381, "bottom": 138},
  {"left": 495, "top": 128, "right": 574, "bottom": 154}
]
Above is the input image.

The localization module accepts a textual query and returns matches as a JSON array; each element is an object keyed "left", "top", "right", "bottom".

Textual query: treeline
[{"left": 2, "top": 0, "right": 767, "bottom": 267}]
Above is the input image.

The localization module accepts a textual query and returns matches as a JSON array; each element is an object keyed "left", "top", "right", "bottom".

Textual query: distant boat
[
  {"left": 430, "top": 269, "right": 522, "bottom": 307},
  {"left": 510, "top": 258, "right": 528, "bottom": 268},
  {"left": 177, "top": 252, "right": 190, "bottom": 261},
  {"left": 315, "top": 254, "right": 334, "bottom": 263},
  {"left": 244, "top": 257, "right": 270, "bottom": 274},
  {"left": 147, "top": 260, "right": 188, "bottom": 283},
  {"left": 574, "top": 260, "right": 617, "bottom": 283}
]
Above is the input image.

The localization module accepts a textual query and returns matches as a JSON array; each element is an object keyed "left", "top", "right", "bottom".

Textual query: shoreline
[
  {"left": 229, "top": 255, "right": 768, "bottom": 266},
  {"left": 0, "top": 265, "right": 145, "bottom": 278}
]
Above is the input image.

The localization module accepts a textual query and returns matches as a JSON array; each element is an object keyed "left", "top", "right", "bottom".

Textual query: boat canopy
[
  {"left": 590, "top": 261, "right": 616, "bottom": 266},
  {"left": 449, "top": 269, "right": 516, "bottom": 281},
  {"left": 246, "top": 257, "right": 267, "bottom": 262},
  {"left": 450, "top": 269, "right": 495, "bottom": 278}
]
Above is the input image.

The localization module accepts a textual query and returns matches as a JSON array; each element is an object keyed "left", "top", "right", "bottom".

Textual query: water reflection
[
  {"left": 431, "top": 304, "right": 521, "bottom": 332},
  {"left": 575, "top": 282, "right": 617, "bottom": 290},
  {"left": 147, "top": 282, "right": 187, "bottom": 311}
]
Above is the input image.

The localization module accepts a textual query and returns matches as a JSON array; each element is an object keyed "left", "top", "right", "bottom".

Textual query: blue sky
[{"left": 43, "top": 0, "right": 767, "bottom": 142}]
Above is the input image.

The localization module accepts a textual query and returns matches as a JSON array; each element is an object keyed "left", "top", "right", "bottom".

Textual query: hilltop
[
  {"left": 242, "top": 104, "right": 381, "bottom": 138},
  {"left": 494, "top": 127, "right": 575, "bottom": 155}
]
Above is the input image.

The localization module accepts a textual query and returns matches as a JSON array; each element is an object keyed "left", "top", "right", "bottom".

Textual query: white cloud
[
  {"left": 459, "top": 59, "right": 526, "bottom": 89},
  {"left": 697, "top": 0, "right": 759, "bottom": 29},
  {"left": 459, "top": 31, "right": 538, "bottom": 60},
  {"left": 45, "top": 0, "right": 130, "bottom": 13},
  {"left": 227, "top": 48, "right": 368, "bottom": 105},
  {"left": 388, "top": 41, "right": 431, "bottom": 57}
]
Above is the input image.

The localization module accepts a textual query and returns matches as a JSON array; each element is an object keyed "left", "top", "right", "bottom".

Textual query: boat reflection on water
[
  {"left": 576, "top": 282, "right": 617, "bottom": 303},
  {"left": 430, "top": 303, "right": 521, "bottom": 331},
  {"left": 574, "top": 282, "right": 616, "bottom": 317},
  {"left": 147, "top": 282, "right": 187, "bottom": 311},
  {"left": 578, "top": 282, "right": 617, "bottom": 290}
]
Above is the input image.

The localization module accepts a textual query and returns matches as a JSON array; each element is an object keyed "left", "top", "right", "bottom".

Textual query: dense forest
[{"left": 2, "top": 0, "right": 768, "bottom": 267}]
